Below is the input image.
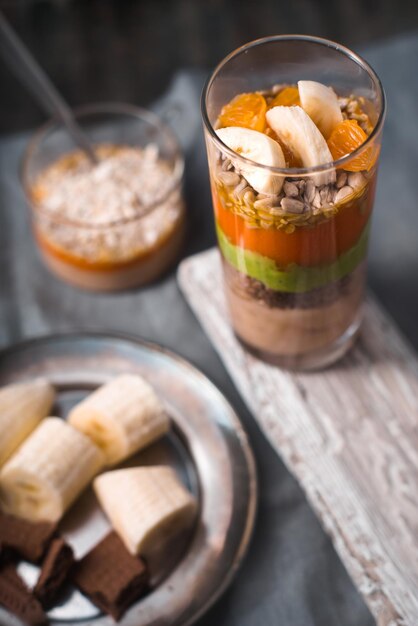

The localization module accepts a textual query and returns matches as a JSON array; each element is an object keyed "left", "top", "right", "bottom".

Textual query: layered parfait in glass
[{"left": 202, "top": 36, "right": 385, "bottom": 369}]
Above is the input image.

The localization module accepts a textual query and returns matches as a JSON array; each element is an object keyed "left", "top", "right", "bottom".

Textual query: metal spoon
[{"left": 0, "top": 11, "right": 98, "bottom": 165}]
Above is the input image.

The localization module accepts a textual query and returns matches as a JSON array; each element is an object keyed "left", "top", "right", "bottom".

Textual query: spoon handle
[{"left": 0, "top": 11, "right": 98, "bottom": 164}]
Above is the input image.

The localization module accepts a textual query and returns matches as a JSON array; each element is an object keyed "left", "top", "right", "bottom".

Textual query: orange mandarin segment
[
  {"left": 269, "top": 86, "right": 300, "bottom": 108},
  {"left": 218, "top": 92, "right": 267, "bottom": 132},
  {"left": 327, "top": 119, "right": 377, "bottom": 172}
]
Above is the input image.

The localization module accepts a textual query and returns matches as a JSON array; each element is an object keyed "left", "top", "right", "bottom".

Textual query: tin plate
[{"left": 0, "top": 333, "right": 257, "bottom": 626}]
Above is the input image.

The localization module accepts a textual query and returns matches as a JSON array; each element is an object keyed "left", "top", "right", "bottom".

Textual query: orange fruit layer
[
  {"left": 327, "top": 120, "right": 378, "bottom": 172},
  {"left": 213, "top": 179, "right": 375, "bottom": 268},
  {"left": 218, "top": 92, "right": 267, "bottom": 132},
  {"left": 269, "top": 86, "right": 300, "bottom": 108}
]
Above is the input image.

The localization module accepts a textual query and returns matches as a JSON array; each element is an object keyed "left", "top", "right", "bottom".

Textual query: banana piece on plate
[
  {"left": 298, "top": 80, "right": 343, "bottom": 139},
  {"left": 216, "top": 126, "right": 285, "bottom": 195},
  {"left": 94, "top": 466, "right": 197, "bottom": 559},
  {"left": 0, "top": 417, "right": 104, "bottom": 522},
  {"left": 68, "top": 374, "right": 169, "bottom": 466},
  {"left": 0, "top": 378, "right": 55, "bottom": 467},
  {"left": 266, "top": 105, "right": 336, "bottom": 185}
]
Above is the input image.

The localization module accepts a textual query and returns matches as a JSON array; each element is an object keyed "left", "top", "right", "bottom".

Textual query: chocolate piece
[
  {"left": 0, "top": 512, "right": 56, "bottom": 563},
  {"left": 0, "top": 562, "right": 47, "bottom": 625},
  {"left": 72, "top": 532, "right": 148, "bottom": 620},
  {"left": 34, "top": 537, "right": 74, "bottom": 608},
  {"left": 0, "top": 542, "right": 13, "bottom": 566}
]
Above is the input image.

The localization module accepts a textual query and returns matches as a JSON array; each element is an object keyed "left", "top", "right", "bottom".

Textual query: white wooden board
[{"left": 178, "top": 248, "right": 418, "bottom": 626}]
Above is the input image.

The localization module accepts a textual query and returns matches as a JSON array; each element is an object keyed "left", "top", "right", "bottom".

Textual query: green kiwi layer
[{"left": 216, "top": 220, "right": 370, "bottom": 293}]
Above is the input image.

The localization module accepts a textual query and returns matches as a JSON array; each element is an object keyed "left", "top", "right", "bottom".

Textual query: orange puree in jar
[{"left": 34, "top": 219, "right": 183, "bottom": 273}]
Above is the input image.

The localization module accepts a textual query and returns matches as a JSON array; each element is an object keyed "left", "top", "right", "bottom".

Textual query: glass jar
[
  {"left": 202, "top": 35, "right": 385, "bottom": 369},
  {"left": 22, "top": 103, "right": 185, "bottom": 291}
]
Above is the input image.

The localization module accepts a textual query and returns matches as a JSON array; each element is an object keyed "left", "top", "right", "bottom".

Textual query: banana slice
[
  {"left": 0, "top": 378, "right": 55, "bottom": 467},
  {"left": 0, "top": 417, "right": 104, "bottom": 522},
  {"left": 298, "top": 80, "right": 343, "bottom": 139},
  {"left": 94, "top": 466, "right": 197, "bottom": 559},
  {"left": 266, "top": 106, "right": 336, "bottom": 185},
  {"left": 216, "top": 126, "right": 285, "bottom": 195},
  {"left": 68, "top": 374, "right": 169, "bottom": 466}
]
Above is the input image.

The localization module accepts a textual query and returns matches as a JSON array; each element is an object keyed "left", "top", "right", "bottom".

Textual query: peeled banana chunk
[
  {"left": 0, "top": 417, "right": 104, "bottom": 523},
  {"left": 94, "top": 466, "right": 197, "bottom": 560},
  {"left": 68, "top": 374, "right": 170, "bottom": 466},
  {"left": 216, "top": 126, "right": 285, "bottom": 195},
  {"left": 298, "top": 80, "right": 343, "bottom": 140},
  {"left": 0, "top": 378, "right": 55, "bottom": 467},
  {"left": 266, "top": 105, "right": 336, "bottom": 185}
]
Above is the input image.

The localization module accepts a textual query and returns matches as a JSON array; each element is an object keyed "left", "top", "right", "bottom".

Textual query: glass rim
[
  {"left": 201, "top": 34, "right": 386, "bottom": 177},
  {"left": 20, "top": 102, "right": 185, "bottom": 230}
]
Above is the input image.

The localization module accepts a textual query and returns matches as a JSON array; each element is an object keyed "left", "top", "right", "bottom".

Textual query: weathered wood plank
[{"left": 178, "top": 248, "right": 418, "bottom": 626}]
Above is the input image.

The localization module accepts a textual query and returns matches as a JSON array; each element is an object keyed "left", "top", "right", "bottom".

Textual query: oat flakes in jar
[{"left": 21, "top": 104, "right": 185, "bottom": 291}]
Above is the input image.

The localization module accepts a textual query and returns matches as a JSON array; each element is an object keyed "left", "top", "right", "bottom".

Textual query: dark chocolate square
[
  {"left": 34, "top": 537, "right": 74, "bottom": 608},
  {"left": 0, "top": 512, "right": 57, "bottom": 563},
  {"left": 0, "top": 562, "right": 47, "bottom": 625},
  {"left": 72, "top": 532, "right": 148, "bottom": 620},
  {"left": 0, "top": 542, "right": 13, "bottom": 565}
]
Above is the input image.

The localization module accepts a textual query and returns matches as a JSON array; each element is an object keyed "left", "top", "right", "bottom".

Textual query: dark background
[{"left": 1, "top": 0, "right": 418, "bottom": 134}]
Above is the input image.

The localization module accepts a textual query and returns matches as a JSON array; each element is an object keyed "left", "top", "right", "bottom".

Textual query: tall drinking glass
[
  {"left": 202, "top": 35, "right": 385, "bottom": 369},
  {"left": 22, "top": 104, "right": 185, "bottom": 292}
]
